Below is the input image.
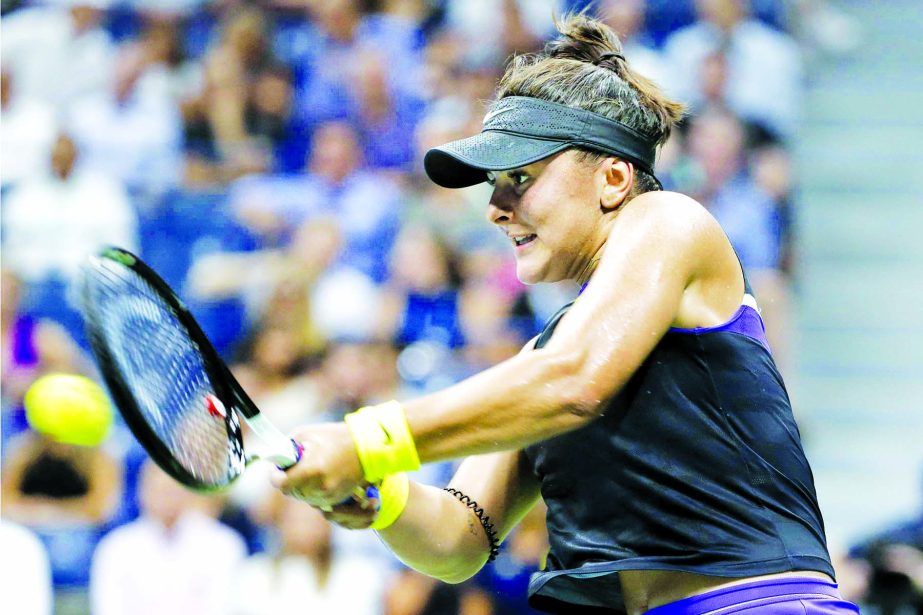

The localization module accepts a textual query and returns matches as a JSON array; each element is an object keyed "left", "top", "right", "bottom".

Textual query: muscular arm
[
  {"left": 404, "top": 192, "right": 730, "bottom": 462},
  {"left": 277, "top": 192, "right": 742, "bottom": 508},
  {"left": 323, "top": 340, "right": 544, "bottom": 583},
  {"left": 377, "top": 450, "right": 541, "bottom": 583}
]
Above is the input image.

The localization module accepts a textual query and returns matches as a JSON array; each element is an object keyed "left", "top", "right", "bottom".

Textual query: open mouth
[{"left": 512, "top": 234, "right": 537, "bottom": 247}]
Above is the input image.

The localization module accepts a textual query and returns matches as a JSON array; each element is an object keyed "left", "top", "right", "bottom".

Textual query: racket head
[{"left": 80, "top": 247, "right": 247, "bottom": 491}]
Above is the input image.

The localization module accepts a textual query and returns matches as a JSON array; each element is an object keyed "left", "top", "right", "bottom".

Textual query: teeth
[{"left": 513, "top": 235, "right": 535, "bottom": 246}]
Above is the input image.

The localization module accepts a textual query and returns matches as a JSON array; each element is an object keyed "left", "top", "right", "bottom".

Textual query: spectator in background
[
  {"left": 442, "top": 0, "right": 558, "bottom": 67},
  {"left": 384, "top": 568, "right": 494, "bottom": 615},
  {"left": 406, "top": 98, "right": 506, "bottom": 256},
  {"left": 293, "top": 0, "right": 368, "bottom": 127},
  {"left": 351, "top": 48, "right": 423, "bottom": 171},
  {"left": 131, "top": 12, "right": 204, "bottom": 119},
  {"left": 230, "top": 121, "right": 401, "bottom": 281},
  {"left": 684, "top": 107, "right": 792, "bottom": 371},
  {"left": 187, "top": 217, "right": 343, "bottom": 352},
  {"left": 233, "top": 491, "right": 391, "bottom": 615},
  {"left": 2, "top": 133, "right": 138, "bottom": 285},
  {"left": 230, "top": 322, "right": 325, "bottom": 435},
  {"left": 841, "top": 470, "right": 923, "bottom": 614},
  {"left": 1, "top": 414, "right": 124, "bottom": 609},
  {"left": 0, "top": 67, "right": 58, "bottom": 190},
  {"left": 1, "top": 128, "right": 137, "bottom": 344},
  {"left": 598, "top": 0, "right": 668, "bottom": 87},
  {"left": 0, "top": 520, "right": 53, "bottom": 615},
  {"left": 789, "top": 0, "right": 863, "bottom": 58},
  {"left": 1, "top": 269, "right": 89, "bottom": 456},
  {"left": 0, "top": 0, "right": 116, "bottom": 106},
  {"left": 378, "top": 225, "right": 466, "bottom": 349},
  {"left": 183, "top": 4, "right": 287, "bottom": 185},
  {"left": 662, "top": 0, "right": 802, "bottom": 139},
  {"left": 295, "top": 0, "right": 425, "bottom": 128},
  {"left": 90, "top": 460, "right": 247, "bottom": 615},
  {"left": 1, "top": 432, "right": 123, "bottom": 529},
  {"left": 66, "top": 41, "right": 184, "bottom": 195},
  {"left": 458, "top": 262, "right": 534, "bottom": 372},
  {"left": 315, "top": 341, "right": 403, "bottom": 419}
]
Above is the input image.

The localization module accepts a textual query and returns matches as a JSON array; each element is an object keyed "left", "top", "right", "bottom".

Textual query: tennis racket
[{"left": 79, "top": 246, "right": 375, "bottom": 505}]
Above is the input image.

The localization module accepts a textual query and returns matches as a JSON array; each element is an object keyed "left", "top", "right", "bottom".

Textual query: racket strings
[{"left": 83, "top": 260, "right": 242, "bottom": 487}]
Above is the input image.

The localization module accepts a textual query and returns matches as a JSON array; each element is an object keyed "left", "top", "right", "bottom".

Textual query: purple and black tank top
[{"left": 523, "top": 279, "right": 835, "bottom": 614}]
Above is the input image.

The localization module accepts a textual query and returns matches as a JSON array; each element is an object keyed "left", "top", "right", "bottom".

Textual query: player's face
[{"left": 486, "top": 151, "right": 608, "bottom": 285}]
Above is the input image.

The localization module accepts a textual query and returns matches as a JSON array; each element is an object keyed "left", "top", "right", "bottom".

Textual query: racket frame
[{"left": 81, "top": 247, "right": 302, "bottom": 492}]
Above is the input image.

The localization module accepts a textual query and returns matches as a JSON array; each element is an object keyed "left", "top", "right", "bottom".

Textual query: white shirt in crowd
[
  {"left": 0, "top": 5, "right": 115, "bottom": 107},
  {"left": 232, "top": 553, "right": 390, "bottom": 615},
  {"left": 65, "top": 74, "right": 184, "bottom": 195},
  {"left": 90, "top": 511, "right": 248, "bottom": 615},
  {"left": 0, "top": 520, "right": 53, "bottom": 615},
  {"left": 0, "top": 97, "right": 58, "bottom": 188},
  {"left": 662, "top": 18, "right": 803, "bottom": 137},
  {"left": 2, "top": 170, "right": 138, "bottom": 284}
]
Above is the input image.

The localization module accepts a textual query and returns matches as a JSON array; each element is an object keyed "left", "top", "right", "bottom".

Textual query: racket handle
[
  {"left": 273, "top": 440, "right": 304, "bottom": 471},
  {"left": 329, "top": 485, "right": 379, "bottom": 510}
]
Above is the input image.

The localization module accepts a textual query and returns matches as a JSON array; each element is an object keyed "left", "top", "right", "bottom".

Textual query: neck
[
  {"left": 577, "top": 237, "right": 609, "bottom": 287},
  {"left": 577, "top": 255, "right": 600, "bottom": 288}
]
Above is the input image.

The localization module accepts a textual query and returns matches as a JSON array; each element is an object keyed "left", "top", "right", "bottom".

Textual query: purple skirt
[{"left": 643, "top": 578, "right": 860, "bottom": 614}]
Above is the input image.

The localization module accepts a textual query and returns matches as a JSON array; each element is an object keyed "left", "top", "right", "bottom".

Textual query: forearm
[
  {"left": 374, "top": 451, "right": 539, "bottom": 584},
  {"left": 377, "top": 481, "right": 493, "bottom": 583},
  {"left": 404, "top": 346, "right": 604, "bottom": 462}
]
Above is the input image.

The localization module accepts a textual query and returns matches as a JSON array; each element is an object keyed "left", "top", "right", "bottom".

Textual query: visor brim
[{"left": 424, "top": 132, "right": 572, "bottom": 189}]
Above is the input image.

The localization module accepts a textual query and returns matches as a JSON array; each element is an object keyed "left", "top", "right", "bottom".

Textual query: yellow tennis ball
[{"left": 24, "top": 374, "right": 113, "bottom": 447}]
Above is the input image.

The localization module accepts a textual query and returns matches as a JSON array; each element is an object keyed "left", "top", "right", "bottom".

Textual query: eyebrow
[
  {"left": 486, "top": 167, "right": 531, "bottom": 186},
  {"left": 492, "top": 168, "right": 528, "bottom": 179}
]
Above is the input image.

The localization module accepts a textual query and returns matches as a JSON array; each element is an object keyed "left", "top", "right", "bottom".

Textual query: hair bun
[
  {"left": 593, "top": 52, "right": 626, "bottom": 66},
  {"left": 543, "top": 13, "right": 625, "bottom": 63}
]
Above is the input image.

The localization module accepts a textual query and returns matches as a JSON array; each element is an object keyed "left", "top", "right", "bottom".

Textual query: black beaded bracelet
[{"left": 444, "top": 487, "right": 501, "bottom": 562}]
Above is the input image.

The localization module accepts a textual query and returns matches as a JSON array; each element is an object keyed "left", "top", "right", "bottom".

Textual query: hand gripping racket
[{"left": 80, "top": 246, "right": 375, "bottom": 505}]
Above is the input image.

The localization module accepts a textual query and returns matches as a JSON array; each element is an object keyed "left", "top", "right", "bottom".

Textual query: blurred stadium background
[{"left": 1, "top": 0, "right": 921, "bottom": 613}]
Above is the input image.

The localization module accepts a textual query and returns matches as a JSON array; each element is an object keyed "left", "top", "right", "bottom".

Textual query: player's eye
[{"left": 508, "top": 170, "right": 530, "bottom": 185}]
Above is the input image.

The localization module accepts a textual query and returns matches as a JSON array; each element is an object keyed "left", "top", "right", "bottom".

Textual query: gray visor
[{"left": 424, "top": 96, "right": 659, "bottom": 189}]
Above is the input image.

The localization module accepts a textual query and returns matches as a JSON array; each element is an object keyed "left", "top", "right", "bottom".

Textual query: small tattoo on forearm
[{"left": 444, "top": 488, "right": 500, "bottom": 562}]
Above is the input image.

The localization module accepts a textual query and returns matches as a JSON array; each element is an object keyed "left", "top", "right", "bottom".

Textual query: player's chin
[{"left": 515, "top": 257, "right": 556, "bottom": 286}]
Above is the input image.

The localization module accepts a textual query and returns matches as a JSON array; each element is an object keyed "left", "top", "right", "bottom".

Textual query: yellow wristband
[
  {"left": 344, "top": 401, "right": 420, "bottom": 483},
  {"left": 369, "top": 473, "right": 409, "bottom": 531}
]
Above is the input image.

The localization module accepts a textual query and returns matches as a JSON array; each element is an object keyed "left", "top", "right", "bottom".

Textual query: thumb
[{"left": 269, "top": 467, "right": 288, "bottom": 490}]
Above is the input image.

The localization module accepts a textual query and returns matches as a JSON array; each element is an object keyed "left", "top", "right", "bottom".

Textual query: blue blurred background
[{"left": 2, "top": 0, "right": 921, "bottom": 613}]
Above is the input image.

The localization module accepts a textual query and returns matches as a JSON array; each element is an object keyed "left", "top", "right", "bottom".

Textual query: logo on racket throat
[{"left": 205, "top": 394, "right": 227, "bottom": 419}]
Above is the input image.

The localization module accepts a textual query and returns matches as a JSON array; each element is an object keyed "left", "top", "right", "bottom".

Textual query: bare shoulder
[
  {"left": 618, "top": 190, "right": 714, "bottom": 227},
  {"left": 615, "top": 191, "right": 743, "bottom": 327},
  {"left": 612, "top": 190, "right": 728, "bottom": 252}
]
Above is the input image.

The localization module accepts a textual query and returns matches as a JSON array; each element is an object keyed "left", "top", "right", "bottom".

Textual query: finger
[
  {"left": 270, "top": 468, "right": 289, "bottom": 490},
  {"left": 323, "top": 509, "right": 377, "bottom": 530}
]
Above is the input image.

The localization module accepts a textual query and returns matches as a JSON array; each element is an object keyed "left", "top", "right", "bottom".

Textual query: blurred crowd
[{"left": 5, "top": 1, "right": 914, "bottom": 615}]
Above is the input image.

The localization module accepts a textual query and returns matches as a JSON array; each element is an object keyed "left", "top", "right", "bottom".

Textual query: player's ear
[{"left": 600, "top": 158, "right": 633, "bottom": 211}]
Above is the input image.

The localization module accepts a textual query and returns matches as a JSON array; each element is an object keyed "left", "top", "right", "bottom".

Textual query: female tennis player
[{"left": 272, "top": 14, "right": 859, "bottom": 615}]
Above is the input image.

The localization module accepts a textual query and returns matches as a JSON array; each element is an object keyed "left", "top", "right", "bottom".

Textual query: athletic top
[{"left": 523, "top": 281, "right": 834, "bottom": 614}]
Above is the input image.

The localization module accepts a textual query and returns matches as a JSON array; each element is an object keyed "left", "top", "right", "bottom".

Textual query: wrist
[
  {"left": 344, "top": 401, "right": 420, "bottom": 483},
  {"left": 369, "top": 473, "right": 409, "bottom": 531}
]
